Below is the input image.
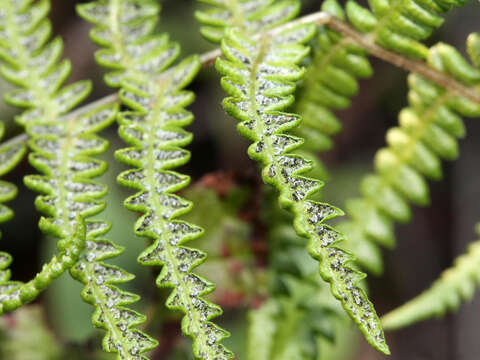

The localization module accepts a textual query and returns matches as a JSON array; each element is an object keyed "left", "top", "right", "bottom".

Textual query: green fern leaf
[
  {"left": 116, "top": 59, "right": 233, "bottom": 360},
  {"left": 341, "top": 36, "right": 480, "bottom": 273},
  {"left": 0, "top": 123, "right": 27, "bottom": 314},
  {"left": 70, "top": 220, "right": 158, "bottom": 360},
  {"left": 345, "top": 0, "right": 466, "bottom": 59},
  {"left": 78, "top": 1, "right": 234, "bottom": 358},
  {"left": 0, "top": 0, "right": 96, "bottom": 312},
  {"left": 382, "top": 223, "right": 480, "bottom": 330},
  {"left": 195, "top": 0, "right": 300, "bottom": 43},
  {"left": 0, "top": 1, "right": 91, "bottom": 125},
  {"left": 216, "top": 24, "right": 389, "bottom": 354},
  {"left": 196, "top": 0, "right": 333, "bottom": 181},
  {"left": 291, "top": 0, "right": 468, "bottom": 195}
]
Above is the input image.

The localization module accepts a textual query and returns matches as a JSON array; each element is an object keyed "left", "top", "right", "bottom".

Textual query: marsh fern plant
[{"left": 0, "top": 0, "right": 479, "bottom": 358}]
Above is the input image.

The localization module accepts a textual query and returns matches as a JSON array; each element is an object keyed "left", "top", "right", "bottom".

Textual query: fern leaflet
[
  {"left": 291, "top": 0, "right": 467, "bottom": 192},
  {"left": 78, "top": 1, "right": 234, "bottom": 358},
  {"left": 341, "top": 34, "right": 480, "bottom": 272},
  {"left": 216, "top": 24, "right": 389, "bottom": 354},
  {"left": 382, "top": 223, "right": 480, "bottom": 330},
  {"left": 295, "top": 0, "right": 470, "bottom": 274},
  {"left": 245, "top": 188, "right": 349, "bottom": 360}
]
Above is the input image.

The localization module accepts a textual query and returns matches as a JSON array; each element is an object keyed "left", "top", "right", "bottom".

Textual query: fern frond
[
  {"left": 292, "top": 0, "right": 467, "bottom": 187},
  {"left": 345, "top": 0, "right": 465, "bottom": 59},
  {"left": 216, "top": 24, "right": 389, "bottom": 354},
  {"left": 196, "top": 0, "right": 334, "bottom": 179},
  {"left": 28, "top": 104, "right": 160, "bottom": 360},
  {"left": 79, "top": 1, "right": 234, "bottom": 358},
  {"left": 381, "top": 36, "right": 480, "bottom": 328},
  {"left": 382, "top": 223, "right": 480, "bottom": 330},
  {"left": 117, "top": 56, "right": 233, "bottom": 360},
  {"left": 195, "top": 0, "right": 301, "bottom": 43},
  {"left": 1, "top": 1, "right": 156, "bottom": 355},
  {"left": 70, "top": 220, "right": 158, "bottom": 360},
  {"left": 341, "top": 35, "right": 480, "bottom": 272}
]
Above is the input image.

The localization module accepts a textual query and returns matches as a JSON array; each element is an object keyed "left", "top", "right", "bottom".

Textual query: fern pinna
[
  {"left": 0, "top": 122, "right": 27, "bottom": 313},
  {"left": 0, "top": 0, "right": 92, "bottom": 311},
  {"left": 216, "top": 22, "right": 389, "bottom": 353},
  {"left": 196, "top": 0, "right": 388, "bottom": 352},
  {"left": 382, "top": 223, "right": 480, "bottom": 330},
  {"left": 78, "top": 1, "right": 233, "bottom": 359},
  {"left": 195, "top": 0, "right": 331, "bottom": 179},
  {"left": 325, "top": 0, "right": 471, "bottom": 273},
  {"left": 341, "top": 34, "right": 480, "bottom": 273},
  {"left": 0, "top": 1, "right": 156, "bottom": 358},
  {"left": 70, "top": 218, "right": 158, "bottom": 360}
]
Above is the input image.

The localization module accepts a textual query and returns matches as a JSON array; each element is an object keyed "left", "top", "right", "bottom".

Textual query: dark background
[{"left": 1, "top": 0, "right": 480, "bottom": 359}]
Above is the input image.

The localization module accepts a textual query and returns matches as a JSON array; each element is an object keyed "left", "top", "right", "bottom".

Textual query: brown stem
[{"left": 326, "top": 17, "right": 480, "bottom": 104}]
